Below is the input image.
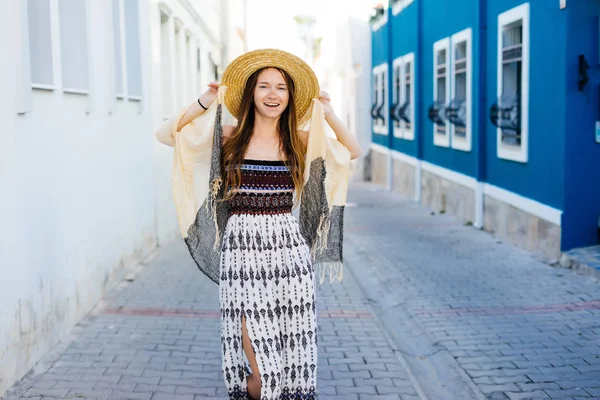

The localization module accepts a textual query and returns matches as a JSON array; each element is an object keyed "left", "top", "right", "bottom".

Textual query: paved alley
[
  {"left": 344, "top": 183, "right": 600, "bottom": 400},
  {"left": 4, "top": 182, "right": 600, "bottom": 400},
  {"left": 2, "top": 185, "right": 421, "bottom": 400}
]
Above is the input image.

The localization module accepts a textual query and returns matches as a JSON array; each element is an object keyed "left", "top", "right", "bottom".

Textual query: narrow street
[
  {"left": 345, "top": 183, "right": 600, "bottom": 400},
  {"left": 4, "top": 182, "right": 600, "bottom": 400}
]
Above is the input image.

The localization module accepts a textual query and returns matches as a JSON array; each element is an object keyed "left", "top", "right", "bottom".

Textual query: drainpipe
[
  {"left": 474, "top": 0, "right": 487, "bottom": 228},
  {"left": 387, "top": 4, "right": 394, "bottom": 191}
]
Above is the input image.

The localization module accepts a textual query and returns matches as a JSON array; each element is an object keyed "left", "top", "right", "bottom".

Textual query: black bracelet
[{"left": 197, "top": 98, "right": 207, "bottom": 110}]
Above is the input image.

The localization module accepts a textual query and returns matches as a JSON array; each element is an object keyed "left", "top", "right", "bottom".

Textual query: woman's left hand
[{"left": 318, "top": 91, "right": 334, "bottom": 118}]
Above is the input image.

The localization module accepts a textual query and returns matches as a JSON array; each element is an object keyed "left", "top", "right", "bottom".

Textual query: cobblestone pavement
[
  {"left": 5, "top": 182, "right": 600, "bottom": 400},
  {"left": 344, "top": 183, "right": 600, "bottom": 400},
  {"left": 2, "top": 201, "right": 421, "bottom": 399}
]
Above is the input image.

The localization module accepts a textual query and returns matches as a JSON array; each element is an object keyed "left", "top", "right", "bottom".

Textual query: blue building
[{"left": 369, "top": 0, "right": 600, "bottom": 259}]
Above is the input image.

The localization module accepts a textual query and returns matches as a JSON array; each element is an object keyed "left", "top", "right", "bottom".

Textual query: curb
[
  {"left": 558, "top": 246, "right": 600, "bottom": 281},
  {"left": 345, "top": 237, "right": 487, "bottom": 400}
]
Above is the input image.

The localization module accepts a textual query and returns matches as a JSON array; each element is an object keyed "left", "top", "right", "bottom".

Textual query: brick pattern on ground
[
  {"left": 344, "top": 183, "right": 600, "bottom": 400},
  {"left": 2, "top": 226, "right": 420, "bottom": 400}
]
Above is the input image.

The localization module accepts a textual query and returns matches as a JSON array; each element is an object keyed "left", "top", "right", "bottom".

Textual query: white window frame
[
  {"left": 402, "top": 53, "right": 415, "bottom": 140},
  {"left": 123, "top": 0, "right": 143, "bottom": 103},
  {"left": 392, "top": 57, "right": 402, "bottom": 138},
  {"left": 450, "top": 28, "right": 472, "bottom": 152},
  {"left": 159, "top": 7, "right": 175, "bottom": 118},
  {"left": 433, "top": 37, "right": 451, "bottom": 147},
  {"left": 371, "top": 7, "right": 388, "bottom": 32},
  {"left": 392, "top": 0, "right": 415, "bottom": 16},
  {"left": 185, "top": 31, "right": 196, "bottom": 104},
  {"left": 392, "top": 53, "right": 415, "bottom": 140},
  {"left": 497, "top": 3, "right": 529, "bottom": 163},
  {"left": 372, "top": 63, "right": 388, "bottom": 135},
  {"left": 112, "top": 0, "right": 143, "bottom": 104},
  {"left": 16, "top": 0, "right": 33, "bottom": 114},
  {"left": 27, "top": 0, "right": 57, "bottom": 91},
  {"left": 21, "top": 0, "right": 93, "bottom": 112},
  {"left": 58, "top": 0, "right": 92, "bottom": 95}
]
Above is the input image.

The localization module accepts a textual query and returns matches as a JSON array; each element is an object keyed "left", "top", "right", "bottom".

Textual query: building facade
[
  {"left": 1, "top": 0, "right": 244, "bottom": 396},
  {"left": 369, "top": 0, "right": 600, "bottom": 259},
  {"left": 315, "top": 17, "right": 373, "bottom": 179}
]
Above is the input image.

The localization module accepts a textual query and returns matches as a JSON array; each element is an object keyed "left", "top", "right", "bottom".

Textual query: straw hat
[{"left": 221, "top": 49, "right": 320, "bottom": 123}]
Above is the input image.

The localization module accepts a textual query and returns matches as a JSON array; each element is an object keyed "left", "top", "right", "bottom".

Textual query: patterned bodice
[{"left": 226, "top": 159, "right": 294, "bottom": 215}]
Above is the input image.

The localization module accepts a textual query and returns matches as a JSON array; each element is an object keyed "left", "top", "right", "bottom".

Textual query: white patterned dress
[{"left": 219, "top": 159, "right": 318, "bottom": 400}]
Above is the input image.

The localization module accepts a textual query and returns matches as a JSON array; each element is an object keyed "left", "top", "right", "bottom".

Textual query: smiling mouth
[{"left": 264, "top": 103, "right": 280, "bottom": 108}]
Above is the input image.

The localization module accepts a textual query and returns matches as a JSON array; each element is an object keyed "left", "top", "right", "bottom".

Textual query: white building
[
  {"left": 314, "top": 15, "right": 373, "bottom": 179},
  {"left": 0, "top": 0, "right": 244, "bottom": 396}
]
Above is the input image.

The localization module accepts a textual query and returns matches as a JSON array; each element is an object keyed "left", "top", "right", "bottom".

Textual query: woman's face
[{"left": 253, "top": 68, "right": 290, "bottom": 119}]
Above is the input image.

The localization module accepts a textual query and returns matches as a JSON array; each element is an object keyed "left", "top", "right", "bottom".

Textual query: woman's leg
[{"left": 242, "top": 314, "right": 261, "bottom": 399}]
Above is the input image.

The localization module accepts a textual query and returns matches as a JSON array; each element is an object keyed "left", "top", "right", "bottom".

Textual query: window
[
  {"left": 58, "top": 0, "right": 90, "bottom": 94},
  {"left": 185, "top": 32, "right": 194, "bottom": 103},
  {"left": 208, "top": 52, "right": 219, "bottom": 81},
  {"left": 22, "top": 0, "right": 95, "bottom": 111},
  {"left": 160, "top": 11, "right": 173, "bottom": 117},
  {"left": 17, "top": 0, "right": 33, "bottom": 114},
  {"left": 371, "top": 64, "right": 388, "bottom": 135},
  {"left": 113, "top": 0, "right": 143, "bottom": 101},
  {"left": 112, "top": 0, "right": 124, "bottom": 97},
  {"left": 403, "top": 55, "right": 415, "bottom": 139},
  {"left": 124, "top": 0, "right": 142, "bottom": 100},
  {"left": 392, "top": 60, "right": 401, "bottom": 135},
  {"left": 392, "top": 53, "right": 415, "bottom": 140},
  {"left": 371, "top": 7, "right": 387, "bottom": 32},
  {"left": 450, "top": 28, "right": 472, "bottom": 151},
  {"left": 495, "top": 3, "right": 529, "bottom": 162},
  {"left": 392, "top": 0, "right": 415, "bottom": 16},
  {"left": 174, "top": 21, "right": 184, "bottom": 108},
  {"left": 432, "top": 38, "right": 450, "bottom": 147},
  {"left": 27, "top": 0, "right": 54, "bottom": 89},
  {"left": 430, "top": 32, "right": 472, "bottom": 150},
  {"left": 196, "top": 47, "right": 202, "bottom": 90}
]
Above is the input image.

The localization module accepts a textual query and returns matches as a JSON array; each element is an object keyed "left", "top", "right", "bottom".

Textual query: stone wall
[
  {"left": 367, "top": 152, "right": 562, "bottom": 260},
  {"left": 369, "top": 149, "right": 389, "bottom": 187},
  {"left": 420, "top": 171, "right": 475, "bottom": 223},
  {"left": 391, "top": 158, "right": 415, "bottom": 199},
  {"left": 484, "top": 195, "right": 561, "bottom": 260}
]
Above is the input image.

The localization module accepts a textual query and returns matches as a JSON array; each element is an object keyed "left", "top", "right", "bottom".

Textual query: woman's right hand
[
  {"left": 175, "top": 82, "right": 222, "bottom": 132},
  {"left": 199, "top": 82, "right": 220, "bottom": 107}
]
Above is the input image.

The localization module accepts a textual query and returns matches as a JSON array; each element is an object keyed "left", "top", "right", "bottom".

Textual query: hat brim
[{"left": 221, "top": 49, "right": 320, "bottom": 124}]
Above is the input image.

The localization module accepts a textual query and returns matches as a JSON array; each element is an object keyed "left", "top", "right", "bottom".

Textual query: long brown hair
[{"left": 222, "top": 67, "right": 306, "bottom": 204}]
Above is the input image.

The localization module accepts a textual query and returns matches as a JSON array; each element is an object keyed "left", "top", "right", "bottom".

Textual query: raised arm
[
  {"left": 319, "top": 91, "right": 362, "bottom": 160},
  {"left": 176, "top": 82, "right": 220, "bottom": 132},
  {"left": 154, "top": 82, "right": 220, "bottom": 147}
]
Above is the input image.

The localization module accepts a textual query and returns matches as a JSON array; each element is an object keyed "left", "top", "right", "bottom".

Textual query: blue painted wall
[
  {"left": 420, "top": 0, "right": 478, "bottom": 178},
  {"left": 484, "top": 0, "right": 566, "bottom": 210},
  {"left": 371, "top": 0, "right": 599, "bottom": 250},
  {"left": 372, "top": 16, "right": 390, "bottom": 148},
  {"left": 389, "top": 3, "right": 418, "bottom": 157},
  {"left": 562, "top": 2, "right": 600, "bottom": 249}
]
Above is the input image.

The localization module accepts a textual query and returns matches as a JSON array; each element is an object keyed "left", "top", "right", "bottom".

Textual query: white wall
[
  {"left": 149, "top": 0, "right": 242, "bottom": 244},
  {"left": 0, "top": 0, "right": 232, "bottom": 395},
  {"left": 315, "top": 17, "right": 372, "bottom": 178}
]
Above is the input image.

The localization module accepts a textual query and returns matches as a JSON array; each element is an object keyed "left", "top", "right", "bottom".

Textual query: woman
[{"left": 156, "top": 49, "right": 361, "bottom": 400}]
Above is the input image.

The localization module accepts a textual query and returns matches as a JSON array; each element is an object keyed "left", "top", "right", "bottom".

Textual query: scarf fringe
[
  {"left": 310, "top": 212, "right": 331, "bottom": 260},
  {"left": 315, "top": 262, "right": 344, "bottom": 284},
  {"left": 208, "top": 103, "right": 224, "bottom": 251},
  {"left": 208, "top": 177, "right": 222, "bottom": 250}
]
